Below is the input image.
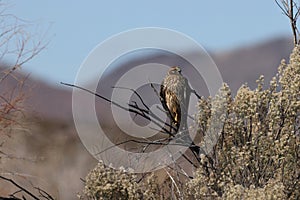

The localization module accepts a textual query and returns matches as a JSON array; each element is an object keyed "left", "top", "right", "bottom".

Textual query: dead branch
[
  {"left": 61, "top": 82, "right": 202, "bottom": 167},
  {"left": 61, "top": 82, "right": 176, "bottom": 136},
  {"left": 0, "top": 3, "right": 49, "bottom": 135},
  {"left": 0, "top": 176, "right": 37, "bottom": 200},
  {"left": 0, "top": 4, "right": 51, "bottom": 198},
  {"left": 33, "top": 187, "right": 55, "bottom": 200},
  {"left": 275, "top": 0, "right": 300, "bottom": 45}
]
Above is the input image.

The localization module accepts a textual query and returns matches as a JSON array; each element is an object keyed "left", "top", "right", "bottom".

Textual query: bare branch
[
  {"left": 0, "top": 175, "right": 39, "bottom": 200},
  {"left": 33, "top": 187, "right": 55, "bottom": 200},
  {"left": 61, "top": 82, "right": 202, "bottom": 168},
  {"left": 275, "top": 0, "right": 300, "bottom": 45},
  {"left": 61, "top": 82, "right": 176, "bottom": 136},
  {"left": 0, "top": 4, "right": 51, "bottom": 199},
  {"left": 113, "top": 86, "right": 150, "bottom": 111}
]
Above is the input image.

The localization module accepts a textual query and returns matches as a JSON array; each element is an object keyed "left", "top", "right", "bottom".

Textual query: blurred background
[{"left": 0, "top": 0, "right": 295, "bottom": 199}]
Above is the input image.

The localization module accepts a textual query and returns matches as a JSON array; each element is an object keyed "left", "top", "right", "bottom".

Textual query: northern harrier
[{"left": 160, "top": 66, "right": 190, "bottom": 134}]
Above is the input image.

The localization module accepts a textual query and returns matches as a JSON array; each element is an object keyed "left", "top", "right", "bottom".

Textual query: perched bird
[
  {"left": 160, "top": 66, "right": 190, "bottom": 134},
  {"left": 160, "top": 66, "right": 202, "bottom": 157}
]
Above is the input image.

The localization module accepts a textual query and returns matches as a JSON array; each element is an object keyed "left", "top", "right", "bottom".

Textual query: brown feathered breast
[{"left": 160, "top": 66, "right": 188, "bottom": 131}]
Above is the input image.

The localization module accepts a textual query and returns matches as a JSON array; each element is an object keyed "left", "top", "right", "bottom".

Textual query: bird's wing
[
  {"left": 165, "top": 90, "right": 181, "bottom": 127},
  {"left": 160, "top": 80, "right": 169, "bottom": 112},
  {"left": 161, "top": 81, "right": 181, "bottom": 128}
]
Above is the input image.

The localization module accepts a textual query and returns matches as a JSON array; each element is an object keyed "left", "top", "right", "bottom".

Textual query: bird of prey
[{"left": 160, "top": 66, "right": 190, "bottom": 134}]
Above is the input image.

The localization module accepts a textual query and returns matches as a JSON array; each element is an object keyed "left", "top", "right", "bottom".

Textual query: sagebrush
[{"left": 82, "top": 46, "right": 299, "bottom": 200}]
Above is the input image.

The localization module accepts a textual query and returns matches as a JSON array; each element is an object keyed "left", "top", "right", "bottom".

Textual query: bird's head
[{"left": 168, "top": 66, "right": 182, "bottom": 75}]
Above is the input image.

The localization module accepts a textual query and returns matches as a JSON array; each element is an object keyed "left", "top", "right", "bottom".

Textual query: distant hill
[
  {"left": 0, "top": 37, "right": 294, "bottom": 121},
  {"left": 211, "top": 37, "right": 293, "bottom": 93},
  {"left": 0, "top": 36, "right": 294, "bottom": 199}
]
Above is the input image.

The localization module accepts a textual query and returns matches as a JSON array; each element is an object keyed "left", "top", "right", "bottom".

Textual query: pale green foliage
[
  {"left": 81, "top": 161, "right": 159, "bottom": 200},
  {"left": 186, "top": 46, "right": 300, "bottom": 199}
]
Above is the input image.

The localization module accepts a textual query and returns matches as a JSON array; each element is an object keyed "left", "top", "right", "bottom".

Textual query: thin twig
[
  {"left": 33, "top": 187, "right": 54, "bottom": 200},
  {"left": 164, "top": 169, "right": 182, "bottom": 199},
  {"left": 0, "top": 175, "right": 39, "bottom": 200},
  {"left": 61, "top": 82, "right": 175, "bottom": 136},
  {"left": 61, "top": 82, "right": 202, "bottom": 166},
  {"left": 113, "top": 86, "right": 150, "bottom": 110},
  {"left": 94, "top": 138, "right": 193, "bottom": 156},
  {"left": 275, "top": 0, "right": 300, "bottom": 45}
]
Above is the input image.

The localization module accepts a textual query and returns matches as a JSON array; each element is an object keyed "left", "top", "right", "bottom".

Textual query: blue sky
[{"left": 8, "top": 1, "right": 290, "bottom": 85}]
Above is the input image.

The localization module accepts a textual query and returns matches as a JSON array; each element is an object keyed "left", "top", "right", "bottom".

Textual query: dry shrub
[
  {"left": 82, "top": 46, "right": 299, "bottom": 200},
  {"left": 0, "top": 78, "right": 25, "bottom": 135},
  {"left": 81, "top": 161, "right": 160, "bottom": 200},
  {"left": 186, "top": 46, "right": 300, "bottom": 199},
  {"left": 0, "top": 1, "right": 46, "bottom": 136}
]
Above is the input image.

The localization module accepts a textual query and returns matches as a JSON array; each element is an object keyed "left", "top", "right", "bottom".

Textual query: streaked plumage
[{"left": 160, "top": 66, "right": 189, "bottom": 133}]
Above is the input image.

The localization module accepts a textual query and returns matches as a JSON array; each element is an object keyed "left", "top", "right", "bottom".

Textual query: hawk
[{"left": 160, "top": 66, "right": 190, "bottom": 134}]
